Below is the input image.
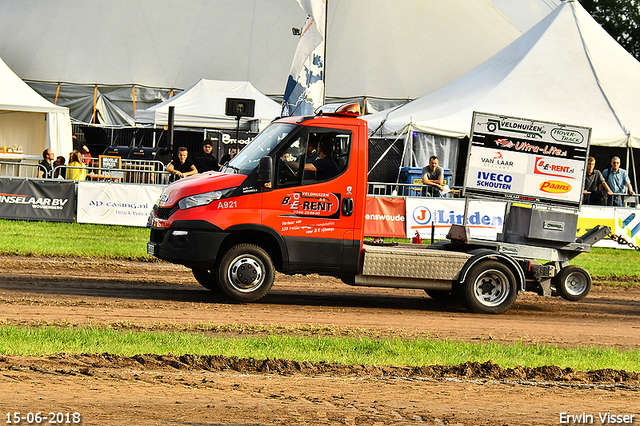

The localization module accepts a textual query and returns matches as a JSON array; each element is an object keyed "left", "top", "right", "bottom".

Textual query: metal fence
[
  {"left": 0, "top": 161, "right": 45, "bottom": 178},
  {"left": 0, "top": 159, "right": 170, "bottom": 185},
  {"left": 367, "top": 181, "right": 461, "bottom": 198}
]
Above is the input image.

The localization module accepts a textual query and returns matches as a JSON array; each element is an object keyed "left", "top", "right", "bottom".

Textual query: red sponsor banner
[{"left": 365, "top": 197, "right": 406, "bottom": 238}]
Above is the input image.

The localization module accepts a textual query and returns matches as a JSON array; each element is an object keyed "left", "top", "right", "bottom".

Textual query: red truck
[{"left": 147, "top": 103, "right": 608, "bottom": 314}]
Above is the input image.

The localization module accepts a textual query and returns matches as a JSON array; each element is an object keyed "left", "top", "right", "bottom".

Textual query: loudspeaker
[{"left": 225, "top": 98, "right": 255, "bottom": 118}]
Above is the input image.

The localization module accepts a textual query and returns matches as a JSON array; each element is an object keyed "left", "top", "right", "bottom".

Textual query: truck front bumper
[{"left": 148, "top": 222, "right": 228, "bottom": 268}]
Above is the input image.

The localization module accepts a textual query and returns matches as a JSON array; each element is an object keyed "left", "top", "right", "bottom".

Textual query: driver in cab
[{"left": 292, "top": 137, "right": 339, "bottom": 181}]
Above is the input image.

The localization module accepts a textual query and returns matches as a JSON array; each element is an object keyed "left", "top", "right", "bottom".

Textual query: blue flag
[{"left": 282, "top": 0, "right": 325, "bottom": 116}]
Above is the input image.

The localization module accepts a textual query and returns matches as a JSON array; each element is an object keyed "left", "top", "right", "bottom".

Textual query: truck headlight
[{"left": 178, "top": 188, "right": 236, "bottom": 210}]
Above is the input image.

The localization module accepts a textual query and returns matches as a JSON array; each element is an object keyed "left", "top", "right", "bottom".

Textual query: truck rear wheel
[
  {"left": 461, "top": 260, "right": 517, "bottom": 314},
  {"left": 192, "top": 268, "right": 221, "bottom": 292},
  {"left": 552, "top": 265, "right": 591, "bottom": 301},
  {"left": 216, "top": 244, "right": 275, "bottom": 302}
]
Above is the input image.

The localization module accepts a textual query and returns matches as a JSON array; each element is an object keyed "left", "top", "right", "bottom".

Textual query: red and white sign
[{"left": 364, "top": 197, "right": 406, "bottom": 238}]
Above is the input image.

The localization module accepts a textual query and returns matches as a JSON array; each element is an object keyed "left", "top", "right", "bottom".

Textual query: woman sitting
[{"left": 66, "top": 150, "right": 87, "bottom": 181}]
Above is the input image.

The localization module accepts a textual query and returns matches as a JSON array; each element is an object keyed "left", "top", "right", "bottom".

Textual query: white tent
[
  {"left": 0, "top": 0, "right": 533, "bottom": 123},
  {"left": 0, "top": 56, "right": 72, "bottom": 159},
  {"left": 135, "top": 79, "right": 282, "bottom": 131},
  {"left": 365, "top": 0, "right": 640, "bottom": 149}
]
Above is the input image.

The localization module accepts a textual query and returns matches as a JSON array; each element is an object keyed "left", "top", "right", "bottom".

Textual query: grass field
[
  {"left": 1, "top": 325, "right": 638, "bottom": 372},
  {"left": 0, "top": 219, "right": 638, "bottom": 371},
  {"left": 0, "top": 219, "right": 638, "bottom": 279}
]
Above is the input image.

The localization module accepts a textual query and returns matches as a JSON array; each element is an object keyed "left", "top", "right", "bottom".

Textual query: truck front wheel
[
  {"left": 192, "top": 268, "right": 221, "bottom": 292},
  {"left": 216, "top": 244, "right": 275, "bottom": 302},
  {"left": 461, "top": 260, "right": 518, "bottom": 314},
  {"left": 552, "top": 265, "right": 591, "bottom": 301}
]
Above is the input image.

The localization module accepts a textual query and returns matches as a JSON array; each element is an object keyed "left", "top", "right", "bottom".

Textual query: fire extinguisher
[{"left": 411, "top": 231, "right": 422, "bottom": 244}]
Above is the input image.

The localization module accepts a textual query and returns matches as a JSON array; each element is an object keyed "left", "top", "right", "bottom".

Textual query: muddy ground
[{"left": 0, "top": 256, "right": 639, "bottom": 425}]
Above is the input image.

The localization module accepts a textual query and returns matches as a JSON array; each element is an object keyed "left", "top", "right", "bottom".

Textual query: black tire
[
  {"left": 192, "top": 268, "right": 221, "bottom": 292},
  {"left": 216, "top": 244, "right": 275, "bottom": 302},
  {"left": 461, "top": 260, "right": 518, "bottom": 314},
  {"left": 552, "top": 265, "right": 591, "bottom": 301}
]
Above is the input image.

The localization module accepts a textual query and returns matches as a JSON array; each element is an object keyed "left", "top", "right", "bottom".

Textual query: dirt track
[{"left": 1, "top": 256, "right": 639, "bottom": 425}]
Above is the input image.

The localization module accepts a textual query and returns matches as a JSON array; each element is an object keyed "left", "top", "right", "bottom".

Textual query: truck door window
[
  {"left": 302, "top": 131, "right": 351, "bottom": 184},
  {"left": 275, "top": 136, "right": 304, "bottom": 188}
]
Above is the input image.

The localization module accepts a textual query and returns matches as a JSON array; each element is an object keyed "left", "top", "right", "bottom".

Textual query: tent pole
[
  {"left": 322, "top": 0, "right": 327, "bottom": 105},
  {"left": 629, "top": 143, "right": 637, "bottom": 193},
  {"left": 54, "top": 83, "right": 60, "bottom": 105},
  {"left": 92, "top": 85, "right": 97, "bottom": 124},
  {"left": 132, "top": 86, "right": 137, "bottom": 116},
  {"left": 395, "top": 125, "right": 411, "bottom": 184}
]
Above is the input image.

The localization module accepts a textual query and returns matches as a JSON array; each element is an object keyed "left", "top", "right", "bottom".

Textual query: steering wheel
[{"left": 278, "top": 158, "right": 297, "bottom": 183}]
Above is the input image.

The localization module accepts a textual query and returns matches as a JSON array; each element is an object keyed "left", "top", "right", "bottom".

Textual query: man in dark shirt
[
  {"left": 422, "top": 155, "right": 444, "bottom": 197},
  {"left": 220, "top": 147, "right": 237, "bottom": 166},
  {"left": 583, "top": 156, "right": 611, "bottom": 205},
  {"left": 38, "top": 148, "right": 54, "bottom": 178},
  {"left": 166, "top": 147, "right": 198, "bottom": 181},
  {"left": 195, "top": 139, "right": 219, "bottom": 173},
  {"left": 303, "top": 137, "right": 339, "bottom": 181}
]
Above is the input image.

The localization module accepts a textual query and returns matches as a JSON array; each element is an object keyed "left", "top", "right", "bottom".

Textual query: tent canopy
[
  {"left": 135, "top": 79, "right": 282, "bottom": 131},
  {"left": 0, "top": 56, "right": 71, "bottom": 158},
  {"left": 364, "top": 0, "right": 640, "bottom": 148},
  {"left": 0, "top": 0, "right": 529, "bottom": 102}
]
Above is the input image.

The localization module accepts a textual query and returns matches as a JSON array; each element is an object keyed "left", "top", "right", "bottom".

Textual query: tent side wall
[{"left": 0, "top": 110, "right": 47, "bottom": 155}]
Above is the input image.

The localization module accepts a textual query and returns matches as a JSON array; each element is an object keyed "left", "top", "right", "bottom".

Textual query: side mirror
[{"left": 257, "top": 156, "right": 273, "bottom": 189}]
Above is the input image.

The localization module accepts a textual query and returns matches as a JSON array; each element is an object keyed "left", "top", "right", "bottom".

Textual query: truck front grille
[{"left": 156, "top": 205, "right": 180, "bottom": 220}]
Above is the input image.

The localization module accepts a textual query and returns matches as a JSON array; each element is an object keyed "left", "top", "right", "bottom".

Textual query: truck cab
[{"left": 148, "top": 103, "right": 367, "bottom": 301}]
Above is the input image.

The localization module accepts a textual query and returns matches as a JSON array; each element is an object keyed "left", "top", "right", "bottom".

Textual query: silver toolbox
[{"left": 504, "top": 206, "right": 578, "bottom": 243}]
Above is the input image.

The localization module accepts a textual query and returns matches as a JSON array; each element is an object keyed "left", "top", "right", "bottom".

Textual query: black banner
[{"left": 0, "top": 178, "right": 76, "bottom": 222}]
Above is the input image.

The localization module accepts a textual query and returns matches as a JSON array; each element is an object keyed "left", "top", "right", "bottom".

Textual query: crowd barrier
[
  {"left": 365, "top": 196, "right": 640, "bottom": 249},
  {"left": 0, "top": 159, "right": 170, "bottom": 184},
  {"left": 0, "top": 171, "right": 637, "bottom": 248}
]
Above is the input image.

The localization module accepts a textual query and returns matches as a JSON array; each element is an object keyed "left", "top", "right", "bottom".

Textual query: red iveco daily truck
[{"left": 147, "top": 103, "right": 608, "bottom": 314}]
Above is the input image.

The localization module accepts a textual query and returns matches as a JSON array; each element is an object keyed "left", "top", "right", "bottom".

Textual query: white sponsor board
[
  {"left": 406, "top": 198, "right": 506, "bottom": 240},
  {"left": 77, "top": 182, "right": 163, "bottom": 227},
  {"left": 465, "top": 112, "right": 590, "bottom": 208}
]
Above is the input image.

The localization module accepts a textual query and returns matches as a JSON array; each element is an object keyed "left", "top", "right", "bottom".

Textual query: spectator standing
[
  {"left": 582, "top": 157, "right": 612, "bottom": 205},
  {"left": 72, "top": 134, "right": 91, "bottom": 165},
  {"left": 195, "top": 139, "right": 219, "bottom": 173},
  {"left": 167, "top": 147, "right": 198, "bottom": 181},
  {"left": 220, "top": 147, "right": 237, "bottom": 166},
  {"left": 603, "top": 156, "right": 635, "bottom": 206},
  {"left": 38, "top": 148, "right": 54, "bottom": 178},
  {"left": 422, "top": 155, "right": 444, "bottom": 197}
]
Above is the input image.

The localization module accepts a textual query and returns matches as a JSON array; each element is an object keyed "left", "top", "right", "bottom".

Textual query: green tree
[{"left": 580, "top": 0, "right": 640, "bottom": 60}]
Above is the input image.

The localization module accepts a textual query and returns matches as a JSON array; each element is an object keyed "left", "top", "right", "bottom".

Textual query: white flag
[{"left": 281, "top": 0, "right": 326, "bottom": 116}]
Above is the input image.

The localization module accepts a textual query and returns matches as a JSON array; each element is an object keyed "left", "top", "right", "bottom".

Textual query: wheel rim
[
  {"left": 227, "top": 254, "right": 265, "bottom": 293},
  {"left": 472, "top": 268, "right": 510, "bottom": 307},
  {"left": 563, "top": 271, "right": 588, "bottom": 296}
]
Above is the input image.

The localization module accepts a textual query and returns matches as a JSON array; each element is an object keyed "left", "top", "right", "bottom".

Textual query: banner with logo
[
  {"left": 0, "top": 178, "right": 75, "bottom": 222},
  {"left": 465, "top": 112, "right": 590, "bottom": 208},
  {"left": 77, "top": 182, "right": 163, "bottom": 227},
  {"left": 364, "top": 197, "right": 406, "bottom": 237},
  {"left": 406, "top": 198, "right": 506, "bottom": 240},
  {"left": 614, "top": 207, "right": 640, "bottom": 248}
]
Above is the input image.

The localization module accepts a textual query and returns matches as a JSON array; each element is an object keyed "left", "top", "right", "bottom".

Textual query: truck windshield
[{"left": 222, "top": 123, "right": 296, "bottom": 175}]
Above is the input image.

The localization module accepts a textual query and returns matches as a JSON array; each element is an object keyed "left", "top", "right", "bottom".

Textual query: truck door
[{"left": 261, "top": 126, "right": 359, "bottom": 275}]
